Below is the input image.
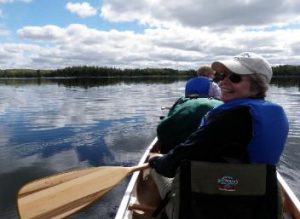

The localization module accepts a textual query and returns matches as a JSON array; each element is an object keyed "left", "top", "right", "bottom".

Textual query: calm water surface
[{"left": 0, "top": 78, "right": 299, "bottom": 219}]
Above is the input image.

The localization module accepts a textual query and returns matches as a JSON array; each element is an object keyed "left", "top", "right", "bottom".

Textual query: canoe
[
  {"left": 115, "top": 137, "right": 300, "bottom": 219},
  {"left": 277, "top": 172, "right": 300, "bottom": 219},
  {"left": 115, "top": 137, "right": 160, "bottom": 219}
]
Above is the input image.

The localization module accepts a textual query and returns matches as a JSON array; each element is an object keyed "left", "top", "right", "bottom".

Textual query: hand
[
  {"left": 148, "top": 153, "right": 163, "bottom": 160},
  {"left": 148, "top": 153, "right": 163, "bottom": 168}
]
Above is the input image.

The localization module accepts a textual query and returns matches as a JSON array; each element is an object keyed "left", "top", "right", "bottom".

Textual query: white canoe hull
[{"left": 115, "top": 137, "right": 157, "bottom": 219}]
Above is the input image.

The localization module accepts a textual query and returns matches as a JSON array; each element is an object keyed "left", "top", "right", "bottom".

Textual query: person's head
[
  {"left": 211, "top": 52, "right": 272, "bottom": 102},
  {"left": 197, "top": 66, "right": 215, "bottom": 78}
]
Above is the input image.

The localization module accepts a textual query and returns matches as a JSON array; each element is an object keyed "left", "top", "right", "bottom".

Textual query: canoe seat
[{"left": 175, "top": 160, "right": 281, "bottom": 219}]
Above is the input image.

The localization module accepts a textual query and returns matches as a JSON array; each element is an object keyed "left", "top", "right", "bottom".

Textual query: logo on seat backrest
[{"left": 217, "top": 176, "right": 239, "bottom": 192}]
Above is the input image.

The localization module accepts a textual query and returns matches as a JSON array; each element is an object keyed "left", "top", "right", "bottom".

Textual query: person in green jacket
[{"left": 157, "top": 67, "right": 222, "bottom": 153}]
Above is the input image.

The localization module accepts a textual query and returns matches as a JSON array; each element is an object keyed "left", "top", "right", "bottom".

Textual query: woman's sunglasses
[{"left": 217, "top": 72, "right": 242, "bottom": 84}]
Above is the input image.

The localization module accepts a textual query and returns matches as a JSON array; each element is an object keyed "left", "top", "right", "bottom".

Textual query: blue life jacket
[
  {"left": 185, "top": 76, "right": 210, "bottom": 97},
  {"left": 201, "top": 98, "right": 289, "bottom": 164}
]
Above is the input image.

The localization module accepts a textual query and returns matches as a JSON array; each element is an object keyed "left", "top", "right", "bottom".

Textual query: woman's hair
[{"left": 248, "top": 74, "right": 269, "bottom": 98}]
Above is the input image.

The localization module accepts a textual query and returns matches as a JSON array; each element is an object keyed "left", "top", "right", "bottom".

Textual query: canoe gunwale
[
  {"left": 115, "top": 137, "right": 157, "bottom": 219},
  {"left": 277, "top": 172, "right": 300, "bottom": 219}
]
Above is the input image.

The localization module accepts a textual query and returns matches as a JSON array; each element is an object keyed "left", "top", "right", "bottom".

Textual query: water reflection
[
  {"left": 266, "top": 79, "right": 300, "bottom": 202},
  {"left": 0, "top": 165, "right": 57, "bottom": 218},
  {"left": 0, "top": 77, "right": 188, "bottom": 88},
  {"left": 271, "top": 77, "right": 300, "bottom": 90},
  {"left": 0, "top": 77, "right": 299, "bottom": 219}
]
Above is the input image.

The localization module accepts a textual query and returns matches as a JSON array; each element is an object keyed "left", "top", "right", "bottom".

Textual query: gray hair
[{"left": 248, "top": 74, "right": 269, "bottom": 98}]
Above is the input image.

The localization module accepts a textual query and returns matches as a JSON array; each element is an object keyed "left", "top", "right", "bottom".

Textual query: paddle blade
[{"left": 17, "top": 166, "right": 132, "bottom": 219}]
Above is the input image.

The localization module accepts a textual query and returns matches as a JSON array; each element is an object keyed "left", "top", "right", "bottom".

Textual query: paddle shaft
[
  {"left": 18, "top": 163, "right": 150, "bottom": 219},
  {"left": 128, "top": 163, "right": 149, "bottom": 173}
]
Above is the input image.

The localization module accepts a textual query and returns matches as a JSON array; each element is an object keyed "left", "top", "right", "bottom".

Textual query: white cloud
[
  {"left": 101, "top": 0, "right": 300, "bottom": 28},
  {"left": 17, "top": 25, "right": 65, "bottom": 41},
  {"left": 66, "top": 2, "right": 97, "bottom": 18},
  {"left": 2, "top": 22, "right": 298, "bottom": 70},
  {"left": 0, "top": 0, "right": 300, "bottom": 69}
]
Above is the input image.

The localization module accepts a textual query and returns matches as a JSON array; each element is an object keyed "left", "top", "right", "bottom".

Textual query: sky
[{"left": 0, "top": 0, "right": 300, "bottom": 70}]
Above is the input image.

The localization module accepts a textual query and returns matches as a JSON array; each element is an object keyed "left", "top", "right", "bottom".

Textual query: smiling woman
[
  {"left": 215, "top": 70, "right": 268, "bottom": 101},
  {"left": 148, "top": 52, "right": 290, "bottom": 219}
]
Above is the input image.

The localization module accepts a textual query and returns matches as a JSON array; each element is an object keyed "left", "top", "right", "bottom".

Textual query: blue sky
[
  {"left": 0, "top": 0, "right": 300, "bottom": 69},
  {"left": 1, "top": 0, "right": 144, "bottom": 34}
]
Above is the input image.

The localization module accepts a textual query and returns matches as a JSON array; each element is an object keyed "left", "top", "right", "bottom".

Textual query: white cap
[{"left": 211, "top": 52, "right": 273, "bottom": 83}]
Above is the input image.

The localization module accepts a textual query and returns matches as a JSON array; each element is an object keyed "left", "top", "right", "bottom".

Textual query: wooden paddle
[{"left": 17, "top": 163, "right": 149, "bottom": 219}]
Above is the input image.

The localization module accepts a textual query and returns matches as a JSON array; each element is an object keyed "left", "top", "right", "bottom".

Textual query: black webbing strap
[{"left": 152, "top": 191, "right": 172, "bottom": 217}]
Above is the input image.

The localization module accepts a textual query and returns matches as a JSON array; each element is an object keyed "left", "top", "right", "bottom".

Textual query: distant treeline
[
  {"left": 0, "top": 65, "right": 299, "bottom": 78},
  {"left": 0, "top": 66, "right": 195, "bottom": 78}
]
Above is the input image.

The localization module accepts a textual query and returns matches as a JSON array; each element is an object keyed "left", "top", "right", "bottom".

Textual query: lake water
[{"left": 0, "top": 78, "right": 299, "bottom": 219}]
